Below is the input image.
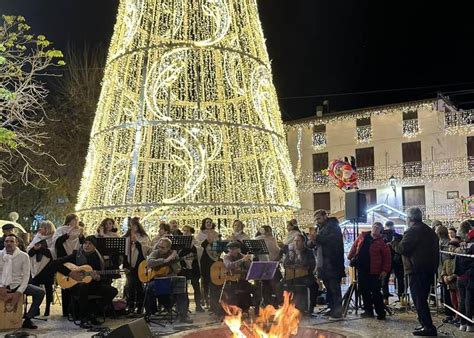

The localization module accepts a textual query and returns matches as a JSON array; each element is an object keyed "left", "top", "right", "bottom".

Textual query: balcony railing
[
  {"left": 294, "top": 203, "right": 462, "bottom": 227},
  {"left": 300, "top": 156, "right": 474, "bottom": 192},
  {"left": 356, "top": 125, "right": 372, "bottom": 144},
  {"left": 444, "top": 110, "right": 474, "bottom": 135},
  {"left": 312, "top": 132, "right": 327, "bottom": 150},
  {"left": 402, "top": 118, "right": 421, "bottom": 138}
]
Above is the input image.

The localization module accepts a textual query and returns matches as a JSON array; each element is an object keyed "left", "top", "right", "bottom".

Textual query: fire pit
[
  {"left": 180, "top": 327, "right": 347, "bottom": 338},
  {"left": 176, "top": 291, "right": 348, "bottom": 338}
]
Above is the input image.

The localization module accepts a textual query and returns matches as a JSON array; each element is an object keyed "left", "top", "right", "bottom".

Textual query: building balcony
[{"left": 298, "top": 156, "right": 474, "bottom": 192}]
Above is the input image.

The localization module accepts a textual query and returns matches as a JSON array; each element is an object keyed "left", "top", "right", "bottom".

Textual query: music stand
[
  {"left": 246, "top": 261, "right": 278, "bottom": 281},
  {"left": 242, "top": 239, "right": 268, "bottom": 255},
  {"left": 170, "top": 236, "right": 193, "bottom": 250},
  {"left": 211, "top": 240, "right": 229, "bottom": 253},
  {"left": 246, "top": 261, "right": 278, "bottom": 308},
  {"left": 96, "top": 237, "right": 127, "bottom": 256}
]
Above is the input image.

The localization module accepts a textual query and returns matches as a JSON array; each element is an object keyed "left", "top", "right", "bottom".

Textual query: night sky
[{"left": 1, "top": 0, "right": 474, "bottom": 120}]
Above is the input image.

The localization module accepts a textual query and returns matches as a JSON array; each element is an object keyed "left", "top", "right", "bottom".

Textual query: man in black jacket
[
  {"left": 308, "top": 209, "right": 345, "bottom": 318},
  {"left": 392, "top": 207, "right": 439, "bottom": 336},
  {"left": 53, "top": 236, "right": 118, "bottom": 329}
]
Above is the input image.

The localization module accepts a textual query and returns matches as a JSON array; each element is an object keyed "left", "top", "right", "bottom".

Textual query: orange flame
[{"left": 222, "top": 291, "right": 301, "bottom": 338}]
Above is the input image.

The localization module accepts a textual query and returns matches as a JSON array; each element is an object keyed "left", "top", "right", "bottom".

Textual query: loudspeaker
[
  {"left": 345, "top": 190, "right": 367, "bottom": 223},
  {"left": 106, "top": 318, "right": 153, "bottom": 338}
]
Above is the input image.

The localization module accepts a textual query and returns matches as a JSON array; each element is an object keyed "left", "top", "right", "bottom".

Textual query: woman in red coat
[{"left": 348, "top": 222, "right": 391, "bottom": 320}]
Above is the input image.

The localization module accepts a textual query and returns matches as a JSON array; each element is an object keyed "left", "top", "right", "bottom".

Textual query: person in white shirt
[{"left": 0, "top": 234, "right": 45, "bottom": 329}]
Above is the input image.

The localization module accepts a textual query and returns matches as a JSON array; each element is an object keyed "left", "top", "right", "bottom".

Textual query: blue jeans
[{"left": 24, "top": 284, "right": 45, "bottom": 319}]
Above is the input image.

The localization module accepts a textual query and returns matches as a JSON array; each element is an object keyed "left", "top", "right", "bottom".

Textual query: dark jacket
[
  {"left": 392, "top": 221, "right": 439, "bottom": 275},
  {"left": 308, "top": 217, "right": 345, "bottom": 279},
  {"left": 348, "top": 232, "right": 391, "bottom": 275},
  {"left": 454, "top": 245, "right": 474, "bottom": 288}
]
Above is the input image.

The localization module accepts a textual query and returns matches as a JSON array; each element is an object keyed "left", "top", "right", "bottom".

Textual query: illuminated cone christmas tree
[{"left": 76, "top": 0, "right": 300, "bottom": 237}]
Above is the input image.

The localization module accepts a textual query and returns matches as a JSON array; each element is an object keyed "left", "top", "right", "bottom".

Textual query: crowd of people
[{"left": 0, "top": 208, "right": 473, "bottom": 337}]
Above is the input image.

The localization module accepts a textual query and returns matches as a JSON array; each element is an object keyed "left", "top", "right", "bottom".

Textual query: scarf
[
  {"left": 52, "top": 226, "right": 80, "bottom": 256},
  {"left": 1, "top": 247, "right": 21, "bottom": 287}
]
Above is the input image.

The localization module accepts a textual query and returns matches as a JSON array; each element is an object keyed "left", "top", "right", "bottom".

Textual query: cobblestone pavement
[{"left": 0, "top": 302, "right": 470, "bottom": 337}]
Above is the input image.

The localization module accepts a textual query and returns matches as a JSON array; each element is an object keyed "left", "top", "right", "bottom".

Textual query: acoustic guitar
[
  {"left": 210, "top": 260, "right": 241, "bottom": 286},
  {"left": 284, "top": 266, "right": 309, "bottom": 280},
  {"left": 137, "top": 260, "right": 172, "bottom": 283},
  {"left": 56, "top": 262, "right": 128, "bottom": 289}
]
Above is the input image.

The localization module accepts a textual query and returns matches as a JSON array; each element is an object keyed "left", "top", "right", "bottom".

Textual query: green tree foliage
[{"left": 0, "top": 15, "right": 64, "bottom": 187}]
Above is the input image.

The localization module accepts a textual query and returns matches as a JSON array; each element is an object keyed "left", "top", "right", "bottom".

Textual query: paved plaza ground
[{"left": 1, "top": 299, "right": 471, "bottom": 337}]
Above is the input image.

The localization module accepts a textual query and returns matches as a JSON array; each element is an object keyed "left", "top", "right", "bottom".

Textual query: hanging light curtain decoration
[{"left": 75, "top": 0, "right": 300, "bottom": 238}]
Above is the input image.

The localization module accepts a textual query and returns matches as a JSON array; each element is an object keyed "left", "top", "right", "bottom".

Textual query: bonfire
[{"left": 221, "top": 291, "right": 301, "bottom": 338}]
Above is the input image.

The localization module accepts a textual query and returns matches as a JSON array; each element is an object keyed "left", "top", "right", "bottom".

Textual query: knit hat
[
  {"left": 226, "top": 241, "right": 241, "bottom": 249},
  {"left": 84, "top": 235, "right": 97, "bottom": 247}
]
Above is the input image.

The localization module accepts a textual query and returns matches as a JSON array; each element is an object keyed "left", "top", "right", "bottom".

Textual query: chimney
[
  {"left": 316, "top": 106, "right": 323, "bottom": 118},
  {"left": 323, "top": 100, "right": 330, "bottom": 114}
]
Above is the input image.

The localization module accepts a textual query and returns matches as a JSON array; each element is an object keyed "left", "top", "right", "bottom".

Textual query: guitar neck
[{"left": 85, "top": 269, "right": 125, "bottom": 275}]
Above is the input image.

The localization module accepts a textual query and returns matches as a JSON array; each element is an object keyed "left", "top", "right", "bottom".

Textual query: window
[
  {"left": 313, "top": 192, "right": 330, "bottom": 212},
  {"left": 312, "top": 124, "right": 327, "bottom": 150},
  {"left": 402, "top": 141, "right": 422, "bottom": 177},
  {"left": 359, "top": 189, "right": 377, "bottom": 208},
  {"left": 355, "top": 147, "right": 374, "bottom": 181},
  {"left": 312, "top": 152, "right": 329, "bottom": 184},
  {"left": 356, "top": 117, "right": 372, "bottom": 144},
  {"left": 402, "top": 186, "right": 426, "bottom": 207},
  {"left": 402, "top": 110, "right": 420, "bottom": 137},
  {"left": 470, "top": 181, "right": 474, "bottom": 196}
]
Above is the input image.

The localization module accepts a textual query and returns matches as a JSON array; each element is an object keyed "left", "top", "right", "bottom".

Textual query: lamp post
[{"left": 389, "top": 175, "right": 397, "bottom": 208}]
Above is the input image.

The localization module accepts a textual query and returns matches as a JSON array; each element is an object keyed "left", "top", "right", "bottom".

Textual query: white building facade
[{"left": 285, "top": 98, "right": 474, "bottom": 227}]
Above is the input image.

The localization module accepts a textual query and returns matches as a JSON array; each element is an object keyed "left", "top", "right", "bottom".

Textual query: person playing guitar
[
  {"left": 53, "top": 236, "right": 118, "bottom": 329},
  {"left": 222, "top": 241, "right": 260, "bottom": 316},
  {"left": 278, "top": 233, "right": 318, "bottom": 315},
  {"left": 144, "top": 237, "right": 193, "bottom": 324}
]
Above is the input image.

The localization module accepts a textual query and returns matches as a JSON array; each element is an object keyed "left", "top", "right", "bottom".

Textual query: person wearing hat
[
  {"left": 0, "top": 223, "right": 26, "bottom": 252},
  {"left": 222, "top": 241, "right": 259, "bottom": 315},
  {"left": 53, "top": 235, "right": 118, "bottom": 329}
]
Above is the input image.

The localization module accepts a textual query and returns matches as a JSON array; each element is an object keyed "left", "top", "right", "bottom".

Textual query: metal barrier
[
  {"left": 439, "top": 249, "right": 474, "bottom": 323},
  {"left": 440, "top": 250, "right": 474, "bottom": 258}
]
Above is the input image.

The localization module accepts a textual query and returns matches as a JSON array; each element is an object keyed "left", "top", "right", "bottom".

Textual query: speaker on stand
[{"left": 342, "top": 190, "right": 367, "bottom": 316}]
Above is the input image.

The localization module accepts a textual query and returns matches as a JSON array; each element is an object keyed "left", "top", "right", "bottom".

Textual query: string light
[
  {"left": 402, "top": 118, "right": 421, "bottom": 138},
  {"left": 312, "top": 131, "right": 327, "bottom": 150},
  {"left": 285, "top": 101, "right": 435, "bottom": 131},
  {"left": 75, "top": 0, "right": 300, "bottom": 238},
  {"left": 298, "top": 157, "right": 474, "bottom": 192},
  {"left": 356, "top": 125, "right": 372, "bottom": 144},
  {"left": 444, "top": 110, "right": 474, "bottom": 135}
]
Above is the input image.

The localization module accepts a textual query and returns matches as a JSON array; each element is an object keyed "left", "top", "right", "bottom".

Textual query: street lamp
[{"left": 389, "top": 175, "right": 397, "bottom": 193}]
